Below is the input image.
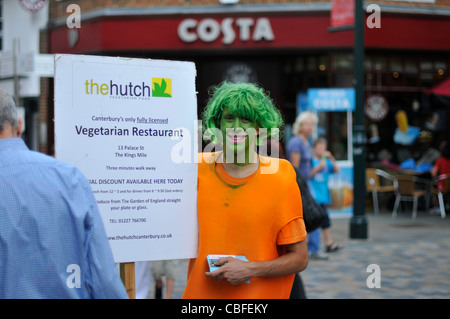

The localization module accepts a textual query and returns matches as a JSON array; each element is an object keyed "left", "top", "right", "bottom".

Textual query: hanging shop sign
[
  {"left": 330, "top": 0, "right": 355, "bottom": 28},
  {"left": 307, "top": 88, "right": 355, "bottom": 111}
]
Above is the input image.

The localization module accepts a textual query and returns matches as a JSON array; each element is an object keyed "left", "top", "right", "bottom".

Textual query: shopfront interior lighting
[{"left": 219, "top": 0, "right": 240, "bottom": 4}]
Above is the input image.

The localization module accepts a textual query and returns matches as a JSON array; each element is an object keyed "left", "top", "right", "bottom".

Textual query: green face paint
[
  {"left": 220, "top": 107, "right": 258, "bottom": 166},
  {"left": 202, "top": 82, "right": 284, "bottom": 160}
]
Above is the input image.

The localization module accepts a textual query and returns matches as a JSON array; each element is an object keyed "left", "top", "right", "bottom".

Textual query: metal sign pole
[{"left": 350, "top": 0, "right": 368, "bottom": 239}]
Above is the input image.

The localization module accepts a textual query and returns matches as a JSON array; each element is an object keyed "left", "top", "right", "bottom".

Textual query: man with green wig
[{"left": 182, "top": 82, "right": 308, "bottom": 299}]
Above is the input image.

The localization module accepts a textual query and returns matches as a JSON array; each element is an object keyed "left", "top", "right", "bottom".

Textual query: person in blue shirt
[
  {"left": 310, "top": 137, "right": 343, "bottom": 254},
  {"left": 0, "top": 90, "right": 128, "bottom": 299}
]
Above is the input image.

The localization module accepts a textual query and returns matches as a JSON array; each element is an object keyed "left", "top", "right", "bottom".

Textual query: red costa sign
[
  {"left": 48, "top": 14, "right": 450, "bottom": 54},
  {"left": 177, "top": 17, "right": 274, "bottom": 44}
]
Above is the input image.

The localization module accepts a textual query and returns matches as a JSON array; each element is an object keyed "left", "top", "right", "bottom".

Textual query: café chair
[
  {"left": 392, "top": 175, "right": 428, "bottom": 219},
  {"left": 366, "top": 168, "right": 399, "bottom": 215},
  {"left": 431, "top": 174, "right": 450, "bottom": 219}
]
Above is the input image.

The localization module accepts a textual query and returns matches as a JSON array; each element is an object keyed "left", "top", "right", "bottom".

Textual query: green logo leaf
[{"left": 152, "top": 78, "right": 172, "bottom": 97}]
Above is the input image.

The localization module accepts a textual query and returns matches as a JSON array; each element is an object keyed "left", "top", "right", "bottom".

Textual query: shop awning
[{"left": 427, "top": 78, "right": 450, "bottom": 98}]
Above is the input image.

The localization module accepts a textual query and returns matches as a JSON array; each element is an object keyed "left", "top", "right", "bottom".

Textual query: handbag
[{"left": 294, "top": 168, "right": 327, "bottom": 233}]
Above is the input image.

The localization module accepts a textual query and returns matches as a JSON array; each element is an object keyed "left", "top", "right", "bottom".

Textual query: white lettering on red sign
[{"left": 177, "top": 17, "right": 274, "bottom": 44}]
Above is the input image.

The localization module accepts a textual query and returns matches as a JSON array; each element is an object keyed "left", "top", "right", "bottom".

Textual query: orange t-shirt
[{"left": 182, "top": 152, "right": 307, "bottom": 299}]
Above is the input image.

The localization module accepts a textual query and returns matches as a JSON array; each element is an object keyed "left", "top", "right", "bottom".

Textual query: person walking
[
  {"left": 310, "top": 137, "right": 342, "bottom": 253},
  {"left": 287, "top": 111, "right": 328, "bottom": 260},
  {"left": 0, "top": 90, "right": 128, "bottom": 299}
]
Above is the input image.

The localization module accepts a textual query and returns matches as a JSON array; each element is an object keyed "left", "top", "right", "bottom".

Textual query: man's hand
[
  {"left": 205, "top": 257, "right": 251, "bottom": 285},
  {"left": 205, "top": 241, "right": 308, "bottom": 285}
]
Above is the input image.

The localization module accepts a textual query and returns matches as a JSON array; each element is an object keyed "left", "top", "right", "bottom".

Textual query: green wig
[{"left": 202, "top": 81, "right": 283, "bottom": 143}]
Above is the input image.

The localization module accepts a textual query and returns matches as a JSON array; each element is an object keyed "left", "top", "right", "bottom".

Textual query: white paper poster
[{"left": 54, "top": 54, "right": 198, "bottom": 263}]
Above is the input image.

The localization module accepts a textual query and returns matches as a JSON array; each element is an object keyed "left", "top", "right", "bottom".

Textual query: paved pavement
[
  {"left": 138, "top": 208, "right": 450, "bottom": 299},
  {"left": 301, "top": 211, "right": 450, "bottom": 299}
]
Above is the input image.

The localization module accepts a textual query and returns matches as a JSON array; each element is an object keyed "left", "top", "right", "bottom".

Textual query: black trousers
[{"left": 290, "top": 273, "right": 307, "bottom": 299}]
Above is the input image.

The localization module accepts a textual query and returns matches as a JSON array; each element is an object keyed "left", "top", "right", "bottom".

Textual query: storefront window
[
  {"left": 295, "top": 57, "right": 305, "bottom": 73},
  {"left": 389, "top": 57, "right": 403, "bottom": 86},
  {"left": 405, "top": 59, "right": 418, "bottom": 86},
  {"left": 332, "top": 53, "right": 353, "bottom": 87},
  {"left": 420, "top": 60, "right": 433, "bottom": 71},
  {"left": 420, "top": 60, "right": 435, "bottom": 87},
  {"left": 405, "top": 59, "right": 418, "bottom": 73},
  {"left": 332, "top": 53, "right": 353, "bottom": 70},
  {"left": 283, "top": 58, "right": 293, "bottom": 74},
  {"left": 307, "top": 56, "right": 317, "bottom": 72},
  {"left": 420, "top": 72, "right": 434, "bottom": 87},
  {"left": 374, "top": 56, "right": 387, "bottom": 71},
  {"left": 333, "top": 73, "right": 353, "bottom": 87},
  {"left": 371, "top": 56, "right": 388, "bottom": 88},
  {"left": 435, "top": 61, "right": 447, "bottom": 80},
  {"left": 317, "top": 112, "right": 349, "bottom": 161},
  {"left": 304, "top": 55, "right": 329, "bottom": 87},
  {"left": 318, "top": 55, "right": 328, "bottom": 86},
  {"left": 364, "top": 55, "right": 449, "bottom": 89},
  {"left": 390, "top": 57, "right": 402, "bottom": 72}
]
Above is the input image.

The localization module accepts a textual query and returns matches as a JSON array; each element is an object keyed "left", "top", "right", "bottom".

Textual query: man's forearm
[{"left": 248, "top": 241, "right": 308, "bottom": 278}]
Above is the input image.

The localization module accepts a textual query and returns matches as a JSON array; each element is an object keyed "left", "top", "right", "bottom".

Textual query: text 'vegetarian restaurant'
[{"left": 46, "top": 3, "right": 450, "bottom": 179}]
